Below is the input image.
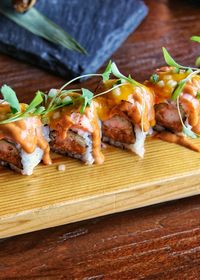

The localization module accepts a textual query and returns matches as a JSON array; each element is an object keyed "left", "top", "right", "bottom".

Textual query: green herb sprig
[
  {"left": 191, "top": 36, "right": 200, "bottom": 43},
  {"left": 59, "top": 61, "right": 140, "bottom": 92},
  {"left": 56, "top": 61, "right": 144, "bottom": 116},
  {"left": 1, "top": 84, "right": 20, "bottom": 114},
  {"left": 43, "top": 89, "right": 77, "bottom": 115},
  {"left": 191, "top": 36, "right": 200, "bottom": 66},
  {"left": 0, "top": 62, "right": 145, "bottom": 126},
  {"left": 80, "top": 89, "right": 94, "bottom": 113},
  {"left": 162, "top": 47, "right": 198, "bottom": 71},
  {"left": 0, "top": 86, "right": 44, "bottom": 124}
]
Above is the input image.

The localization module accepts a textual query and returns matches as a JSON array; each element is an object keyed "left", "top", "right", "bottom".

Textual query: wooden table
[{"left": 1, "top": 0, "right": 200, "bottom": 278}]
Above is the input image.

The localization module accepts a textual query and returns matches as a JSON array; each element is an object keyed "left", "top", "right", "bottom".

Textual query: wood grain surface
[
  {"left": 1, "top": 196, "right": 200, "bottom": 279},
  {"left": 1, "top": 0, "right": 200, "bottom": 278},
  {"left": 2, "top": 138, "right": 200, "bottom": 239}
]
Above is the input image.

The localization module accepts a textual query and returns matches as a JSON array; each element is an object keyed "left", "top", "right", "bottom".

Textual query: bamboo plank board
[{"left": 1, "top": 138, "right": 200, "bottom": 238}]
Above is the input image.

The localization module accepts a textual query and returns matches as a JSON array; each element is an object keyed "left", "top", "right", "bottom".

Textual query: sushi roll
[
  {"left": 145, "top": 66, "right": 200, "bottom": 151},
  {"left": 0, "top": 101, "right": 51, "bottom": 175},
  {"left": 45, "top": 89, "right": 104, "bottom": 165},
  {"left": 95, "top": 79, "right": 155, "bottom": 157}
]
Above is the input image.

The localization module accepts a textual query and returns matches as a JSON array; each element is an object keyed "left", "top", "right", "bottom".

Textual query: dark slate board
[{"left": 0, "top": 0, "right": 148, "bottom": 78}]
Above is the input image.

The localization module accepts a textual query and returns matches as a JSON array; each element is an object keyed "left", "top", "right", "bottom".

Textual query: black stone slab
[{"left": 0, "top": 0, "right": 148, "bottom": 78}]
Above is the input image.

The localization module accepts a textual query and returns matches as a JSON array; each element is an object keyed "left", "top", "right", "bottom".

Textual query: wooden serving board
[{"left": 1, "top": 138, "right": 200, "bottom": 238}]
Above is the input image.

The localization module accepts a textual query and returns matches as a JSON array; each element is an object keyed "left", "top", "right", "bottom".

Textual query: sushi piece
[
  {"left": 0, "top": 101, "right": 51, "bottom": 175},
  {"left": 46, "top": 89, "right": 104, "bottom": 165},
  {"left": 145, "top": 66, "right": 200, "bottom": 151},
  {"left": 95, "top": 79, "right": 155, "bottom": 157}
]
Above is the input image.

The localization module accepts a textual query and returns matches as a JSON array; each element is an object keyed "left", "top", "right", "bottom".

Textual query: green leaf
[
  {"left": 173, "top": 67, "right": 180, "bottom": 73},
  {"left": 172, "top": 79, "right": 187, "bottom": 100},
  {"left": 197, "top": 91, "right": 200, "bottom": 100},
  {"left": 33, "top": 106, "right": 46, "bottom": 115},
  {"left": 162, "top": 47, "right": 183, "bottom": 69},
  {"left": 183, "top": 126, "right": 198, "bottom": 139},
  {"left": 186, "top": 68, "right": 193, "bottom": 73},
  {"left": 162, "top": 47, "right": 198, "bottom": 71},
  {"left": 0, "top": 0, "right": 86, "bottom": 54},
  {"left": 111, "top": 62, "right": 140, "bottom": 87},
  {"left": 111, "top": 62, "right": 126, "bottom": 80},
  {"left": 195, "top": 56, "right": 200, "bottom": 66},
  {"left": 191, "top": 36, "right": 200, "bottom": 43},
  {"left": 80, "top": 88, "right": 94, "bottom": 114},
  {"left": 102, "top": 60, "right": 112, "bottom": 82},
  {"left": 51, "top": 100, "right": 73, "bottom": 111},
  {"left": 150, "top": 74, "right": 159, "bottom": 84},
  {"left": 25, "top": 91, "right": 43, "bottom": 113},
  {"left": 0, "top": 84, "right": 20, "bottom": 114}
]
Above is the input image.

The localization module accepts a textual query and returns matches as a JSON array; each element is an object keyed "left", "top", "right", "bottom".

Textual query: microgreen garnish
[
  {"left": 93, "top": 82, "right": 128, "bottom": 99},
  {"left": 195, "top": 57, "right": 200, "bottom": 67},
  {"left": 171, "top": 69, "right": 200, "bottom": 100},
  {"left": 80, "top": 88, "right": 94, "bottom": 114},
  {"left": 60, "top": 74, "right": 102, "bottom": 92},
  {"left": 173, "top": 67, "right": 180, "bottom": 74},
  {"left": 190, "top": 36, "right": 200, "bottom": 67},
  {"left": 171, "top": 79, "right": 187, "bottom": 101},
  {"left": 44, "top": 89, "right": 74, "bottom": 115},
  {"left": 162, "top": 47, "right": 198, "bottom": 71},
  {"left": 56, "top": 61, "right": 143, "bottom": 115},
  {"left": 102, "top": 60, "right": 112, "bottom": 82},
  {"left": 0, "top": 89, "right": 44, "bottom": 124},
  {"left": 1, "top": 85, "right": 20, "bottom": 114},
  {"left": 186, "top": 68, "right": 193, "bottom": 74},
  {"left": 197, "top": 92, "right": 200, "bottom": 100},
  {"left": 191, "top": 36, "right": 200, "bottom": 43},
  {"left": 24, "top": 90, "right": 43, "bottom": 113},
  {"left": 150, "top": 74, "right": 159, "bottom": 84},
  {"left": 110, "top": 63, "right": 141, "bottom": 87},
  {"left": 162, "top": 47, "right": 185, "bottom": 69}
]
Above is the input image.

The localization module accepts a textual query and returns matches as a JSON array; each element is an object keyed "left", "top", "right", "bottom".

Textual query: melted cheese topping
[
  {"left": 0, "top": 103, "right": 51, "bottom": 165},
  {"left": 95, "top": 80, "right": 155, "bottom": 132}
]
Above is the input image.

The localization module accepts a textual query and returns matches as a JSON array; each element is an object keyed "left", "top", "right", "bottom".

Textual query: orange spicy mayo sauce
[
  {"left": 156, "top": 131, "right": 200, "bottom": 153},
  {"left": 95, "top": 79, "right": 155, "bottom": 132},
  {"left": 0, "top": 103, "right": 51, "bottom": 165},
  {"left": 47, "top": 93, "right": 104, "bottom": 164}
]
